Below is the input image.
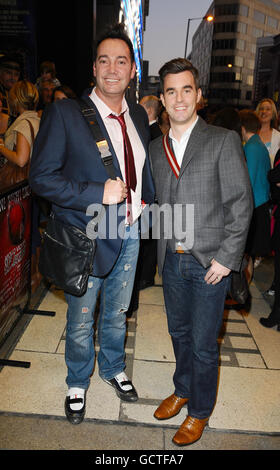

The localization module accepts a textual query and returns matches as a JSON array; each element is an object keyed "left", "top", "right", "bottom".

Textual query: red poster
[{"left": 0, "top": 182, "right": 32, "bottom": 344}]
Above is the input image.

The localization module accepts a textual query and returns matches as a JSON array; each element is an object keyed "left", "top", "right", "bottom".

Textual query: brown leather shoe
[
  {"left": 154, "top": 394, "right": 188, "bottom": 420},
  {"left": 172, "top": 415, "right": 208, "bottom": 446}
]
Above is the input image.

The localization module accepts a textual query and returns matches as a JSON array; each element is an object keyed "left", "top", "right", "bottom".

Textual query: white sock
[
  {"left": 115, "top": 372, "right": 132, "bottom": 391},
  {"left": 67, "top": 387, "right": 85, "bottom": 411}
]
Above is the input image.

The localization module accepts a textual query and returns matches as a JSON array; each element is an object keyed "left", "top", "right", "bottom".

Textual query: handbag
[
  {"left": 38, "top": 99, "right": 117, "bottom": 296},
  {"left": 228, "top": 256, "right": 250, "bottom": 305},
  {"left": 39, "top": 215, "right": 96, "bottom": 296}
]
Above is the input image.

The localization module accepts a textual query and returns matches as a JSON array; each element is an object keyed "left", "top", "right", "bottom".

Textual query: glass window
[
  {"left": 215, "top": 4, "right": 239, "bottom": 16},
  {"left": 246, "top": 91, "right": 252, "bottom": 100},
  {"left": 236, "top": 38, "right": 245, "bottom": 50},
  {"left": 267, "top": 16, "right": 278, "bottom": 29},
  {"left": 209, "top": 87, "right": 241, "bottom": 100},
  {"left": 247, "top": 75, "right": 253, "bottom": 85},
  {"left": 235, "top": 56, "right": 244, "bottom": 67},
  {"left": 252, "top": 27, "right": 263, "bottom": 38},
  {"left": 235, "top": 72, "right": 241, "bottom": 81},
  {"left": 254, "top": 10, "right": 265, "bottom": 24},
  {"left": 239, "top": 4, "right": 248, "bottom": 17},
  {"left": 212, "top": 38, "right": 236, "bottom": 50},
  {"left": 214, "top": 22, "right": 237, "bottom": 33},
  {"left": 237, "top": 22, "right": 247, "bottom": 34},
  {"left": 247, "top": 59, "right": 254, "bottom": 69},
  {"left": 250, "top": 43, "right": 256, "bottom": 54}
]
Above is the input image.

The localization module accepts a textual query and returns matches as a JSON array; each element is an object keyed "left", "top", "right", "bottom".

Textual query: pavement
[{"left": 0, "top": 256, "right": 279, "bottom": 455}]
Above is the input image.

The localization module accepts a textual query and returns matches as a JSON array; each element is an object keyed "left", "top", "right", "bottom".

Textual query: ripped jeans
[{"left": 64, "top": 223, "right": 139, "bottom": 389}]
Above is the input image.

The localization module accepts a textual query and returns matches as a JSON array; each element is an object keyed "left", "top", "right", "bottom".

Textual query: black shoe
[
  {"left": 259, "top": 316, "right": 280, "bottom": 329},
  {"left": 103, "top": 372, "right": 138, "bottom": 402},
  {"left": 65, "top": 394, "right": 86, "bottom": 425}
]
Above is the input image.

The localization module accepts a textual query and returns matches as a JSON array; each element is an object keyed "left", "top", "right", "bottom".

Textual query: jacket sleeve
[
  {"left": 29, "top": 102, "right": 105, "bottom": 212},
  {"left": 215, "top": 130, "right": 254, "bottom": 271}
]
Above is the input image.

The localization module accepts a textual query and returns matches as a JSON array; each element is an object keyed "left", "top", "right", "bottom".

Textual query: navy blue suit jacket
[{"left": 29, "top": 95, "right": 155, "bottom": 277}]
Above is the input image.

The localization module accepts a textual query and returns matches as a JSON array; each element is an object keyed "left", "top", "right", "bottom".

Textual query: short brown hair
[
  {"left": 239, "top": 109, "right": 261, "bottom": 134},
  {"left": 140, "top": 95, "right": 161, "bottom": 116},
  {"left": 40, "top": 60, "right": 56, "bottom": 78},
  {"left": 9, "top": 80, "right": 39, "bottom": 111},
  {"left": 159, "top": 58, "right": 200, "bottom": 92}
]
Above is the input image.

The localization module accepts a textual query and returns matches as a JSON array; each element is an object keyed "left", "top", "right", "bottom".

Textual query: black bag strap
[{"left": 76, "top": 98, "right": 117, "bottom": 180}]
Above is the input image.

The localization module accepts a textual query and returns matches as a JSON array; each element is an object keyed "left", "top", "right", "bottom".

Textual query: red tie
[
  {"left": 109, "top": 112, "right": 137, "bottom": 193},
  {"left": 109, "top": 113, "right": 137, "bottom": 223}
]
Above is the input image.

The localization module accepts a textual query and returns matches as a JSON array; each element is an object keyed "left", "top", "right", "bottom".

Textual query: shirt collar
[
  {"left": 89, "top": 87, "right": 128, "bottom": 119},
  {"left": 169, "top": 116, "right": 198, "bottom": 144}
]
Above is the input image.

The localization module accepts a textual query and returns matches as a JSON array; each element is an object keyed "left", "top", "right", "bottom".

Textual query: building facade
[
  {"left": 253, "top": 33, "right": 280, "bottom": 108},
  {"left": 191, "top": 0, "right": 280, "bottom": 109}
]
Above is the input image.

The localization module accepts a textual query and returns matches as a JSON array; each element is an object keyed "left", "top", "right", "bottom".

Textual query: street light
[{"left": 184, "top": 14, "right": 214, "bottom": 58}]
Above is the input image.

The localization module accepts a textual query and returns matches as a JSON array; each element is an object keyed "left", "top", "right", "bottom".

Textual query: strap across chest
[{"left": 162, "top": 133, "right": 180, "bottom": 179}]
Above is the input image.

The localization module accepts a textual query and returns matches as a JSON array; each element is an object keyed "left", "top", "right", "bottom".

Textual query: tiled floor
[{"left": 0, "top": 262, "right": 280, "bottom": 437}]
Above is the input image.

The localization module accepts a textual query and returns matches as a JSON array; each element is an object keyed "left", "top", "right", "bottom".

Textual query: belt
[{"left": 176, "top": 249, "right": 185, "bottom": 254}]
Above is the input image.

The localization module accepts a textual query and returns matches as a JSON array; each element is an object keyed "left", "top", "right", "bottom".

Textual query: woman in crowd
[
  {"left": 52, "top": 84, "right": 77, "bottom": 101},
  {"left": 239, "top": 110, "right": 271, "bottom": 272},
  {"left": 256, "top": 98, "right": 280, "bottom": 167},
  {"left": 0, "top": 80, "right": 41, "bottom": 291},
  {"left": 0, "top": 80, "right": 40, "bottom": 188}
]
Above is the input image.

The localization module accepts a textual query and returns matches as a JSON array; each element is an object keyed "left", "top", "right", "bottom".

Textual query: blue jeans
[
  {"left": 162, "top": 250, "right": 231, "bottom": 419},
  {"left": 64, "top": 223, "right": 139, "bottom": 390}
]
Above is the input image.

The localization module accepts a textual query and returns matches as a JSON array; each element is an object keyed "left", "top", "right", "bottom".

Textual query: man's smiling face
[
  {"left": 93, "top": 38, "right": 136, "bottom": 107},
  {"left": 160, "top": 70, "right": 201, "bottom": 129}
]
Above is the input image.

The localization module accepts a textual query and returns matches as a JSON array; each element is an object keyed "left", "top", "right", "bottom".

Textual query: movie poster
[{"left": 0, "top": 182, "right": 31, "bottom": 345}]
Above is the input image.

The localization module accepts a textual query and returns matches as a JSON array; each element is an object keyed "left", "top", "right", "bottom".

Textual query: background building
[
  {"left": 191, "top": 0, "right": 280, "bottom": 110},
  {"left": 253, "top": 33, "right": 280, "bottom": 108}
]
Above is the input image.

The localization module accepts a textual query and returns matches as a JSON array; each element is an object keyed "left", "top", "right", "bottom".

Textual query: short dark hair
[
  {"left": 239, "top": 109, "right": 261, "bottom": 134},
  {"left": 94, "top": 23, "right": 135, "bottom": 63},
  {"left": 212, "top": 107, "right": 242, "bottom": 138},
  {"left": 40, "top": 61, "right": 56, "bottom": 77},
  {"left": 159, "top": 58, "right": 200, "bottom": 92}
]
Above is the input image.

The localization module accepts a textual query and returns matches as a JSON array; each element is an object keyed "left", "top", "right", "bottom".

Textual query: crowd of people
[{"left": 0, "top": 23, "right": 280, "bottom": 446}]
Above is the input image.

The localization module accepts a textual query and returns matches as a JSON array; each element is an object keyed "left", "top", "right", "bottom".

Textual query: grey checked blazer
[{"left": 149, "top": 117, "right": 253, "bottom": 275}]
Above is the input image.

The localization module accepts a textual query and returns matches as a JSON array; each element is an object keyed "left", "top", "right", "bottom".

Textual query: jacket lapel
[{"left": 178, "top": 117, "right": 207, "bottom": 180}]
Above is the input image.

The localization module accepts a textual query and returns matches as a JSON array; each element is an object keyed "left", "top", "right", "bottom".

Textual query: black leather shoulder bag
[{"left": 38, "top": 99, "right": 116, "bottom": 296}]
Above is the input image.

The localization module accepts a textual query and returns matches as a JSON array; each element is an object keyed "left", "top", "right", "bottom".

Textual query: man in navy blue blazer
[{"left": 29, "top": 24, "right": 154, "bottom": 424}]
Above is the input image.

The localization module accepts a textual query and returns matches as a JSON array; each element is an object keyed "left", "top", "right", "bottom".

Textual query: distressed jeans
[
  {"left": 64, "top": 223, "right": 139, "bottom": 389},
  {"left": 162, "top": 250, "right": 231, "bottom": 419}
]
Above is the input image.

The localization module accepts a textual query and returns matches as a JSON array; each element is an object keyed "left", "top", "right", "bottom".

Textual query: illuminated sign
[{"left": 119, "top": 0, "right": 143, "bottom": 82}]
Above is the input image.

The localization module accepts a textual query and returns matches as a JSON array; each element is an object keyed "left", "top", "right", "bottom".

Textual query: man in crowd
[
  {"left": 29, "top": 24, "right": 154, "bottom": 425},
  {"left": 37, "top": 78, "right": 56, "bottom": 116},
  {"left": 127, "top": 95, "right": 162, "bottom": 314},
  {"left": 149, "top": 58, "right": 253, "bottom": 446},
  {"left": 140, "top": 95, "right": 162, "bottom": 140}
]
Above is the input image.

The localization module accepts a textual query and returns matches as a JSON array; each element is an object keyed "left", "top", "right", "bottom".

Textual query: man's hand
[
  {"left": 204, "top": 259, "right": 231, "bottom": 285},
  {"left": 102, "top": 177, "right": 127, "bottom": 205}
]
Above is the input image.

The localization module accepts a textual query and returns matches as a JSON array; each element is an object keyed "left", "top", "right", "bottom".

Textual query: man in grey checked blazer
[{"left": 150, "top": 58, "right": 253, "bottom": 446}]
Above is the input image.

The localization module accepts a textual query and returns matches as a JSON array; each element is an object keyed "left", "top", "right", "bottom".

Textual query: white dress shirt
[
  {"left": 168, "top": 116, "right": 198, "bottom": 251},
  {"left": 169, "top": 116, "right": 198, "bottom": 167},
  {"left": 89, "top": 88, "right": 146, "bottom": 224}
]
